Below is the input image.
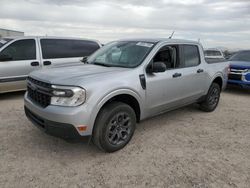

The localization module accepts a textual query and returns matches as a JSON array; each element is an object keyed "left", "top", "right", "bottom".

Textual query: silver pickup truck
[{"left": 24, "top": 38, "right": 229, "bottom": 152}]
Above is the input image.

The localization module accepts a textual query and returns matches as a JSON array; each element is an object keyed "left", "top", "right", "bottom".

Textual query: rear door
[
  {"left": 0, "top": 38, "right": 41, "bottom": 92},
  {"left": 179, "top": 44, "right": 209, "bottom": 100},
  {"left": 39, "top": 39, "right": 100, "bottom": 68}
]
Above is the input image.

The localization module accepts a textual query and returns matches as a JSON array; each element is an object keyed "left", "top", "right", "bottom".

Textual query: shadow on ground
[
  {"left": 225, "top": 86, "right": 250, "bottom": 95},
  {"left": 0, "top": 91, "right": 26, "bottom": 100}
]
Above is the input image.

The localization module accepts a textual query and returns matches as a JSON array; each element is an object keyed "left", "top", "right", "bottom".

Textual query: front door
[
  {"left": 0, "top": 38, "right": 41, "bottom": 92},
  {"left": 145, "top": 44, "right": 186, "bottom": 116}
]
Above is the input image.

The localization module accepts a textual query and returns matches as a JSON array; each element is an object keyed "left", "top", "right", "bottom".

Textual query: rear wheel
[
  {"left": 93, "top": 102, "right": 136, "bottom": 152},
  {"left": 199, "top": 83, "right": 221, "bottom": 112}
]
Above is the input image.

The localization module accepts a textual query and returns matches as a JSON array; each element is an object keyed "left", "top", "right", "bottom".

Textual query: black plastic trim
[
  {"left": 0, "top": 76, "right": 27, "bottom": 83},
  {"left": 139, "top": 74, "right": 146, "bottom": 89},
  {"left": 25, "top": 106, "right": 83, "bottom": 140}
]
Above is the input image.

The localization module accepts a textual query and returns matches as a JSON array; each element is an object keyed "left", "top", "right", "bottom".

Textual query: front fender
[{"left": 88, "top": 88, "right": 143, "bottom": 134}]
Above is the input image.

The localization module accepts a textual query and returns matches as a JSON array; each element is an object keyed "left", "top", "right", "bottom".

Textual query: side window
[
  {"left": 0, "top": 39, "right": 36, "bottom": 61},
  {"left": 183, "top": 45, "right": 200, "bottom": 67},
  {"left": 152, "top": 45, "right": 180, "bottom": 69},
  {"left": 41, "top": 39, "right": 100, "bottom": 59},
  {"left": 72, "top": 40, "right": 100, "bottom": 57}
]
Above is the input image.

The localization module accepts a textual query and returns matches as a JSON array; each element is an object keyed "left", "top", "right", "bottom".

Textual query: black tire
[
  {"left": 199, "top": 83, "right": 221, "bottom": 112},
  {"left": 93, "top": 102, "right": 136, "bottom": 152}
]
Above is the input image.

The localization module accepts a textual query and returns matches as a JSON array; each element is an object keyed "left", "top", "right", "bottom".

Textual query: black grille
[
  {"left": 28, "top": 77, "right": 51, "bottom": 88},
  {"left": 27, "top": 77, "right": 52, "bottom": 108},
  {"left": 228, "top": 74, "right": 242, "bottom": 81}
]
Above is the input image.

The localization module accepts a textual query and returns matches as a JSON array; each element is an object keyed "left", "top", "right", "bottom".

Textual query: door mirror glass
[
  {"left": 149, "top": 62, "right": 167, "bottom": 73},
  {"left": 0, "top": 54, "right": 12, "bottom": 61}
]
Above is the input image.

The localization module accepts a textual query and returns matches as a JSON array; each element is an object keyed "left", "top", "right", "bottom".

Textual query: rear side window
[
  {"left": 0, "top": 39, "right": 36, "bottom": 61},
  {"left": 41, "top": 39, "right": 100, "bottom": 59},
  {"left": 183, "top": 45, "right": 200, "bottom": 67},
  {"left": 205, "top": 50, "right": 222, "bottom": 56}
]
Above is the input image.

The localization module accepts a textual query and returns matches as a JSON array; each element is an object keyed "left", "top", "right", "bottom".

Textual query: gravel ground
[{"left": 0, "top": 88, "right": 249, "bottom": 188}]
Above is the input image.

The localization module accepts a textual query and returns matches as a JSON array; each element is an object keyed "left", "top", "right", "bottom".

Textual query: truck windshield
[
  {"left": 0, "top": 38, "right": 13, "bottom": 48},
  {"left": 230, "top": 51, "right": 250, "bottom": 62},
  {"left": 87, "top": 41, "right": 155, "bottom": 68}
]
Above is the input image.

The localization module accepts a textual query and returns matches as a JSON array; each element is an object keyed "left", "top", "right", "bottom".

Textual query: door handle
[
  {"left": 30, "top": 61, "right": 39, "bottom": 66},
  {"left": 43, "top": 61, "right": 52, "bottom": 66},
  {"left": 172, "top": 73, "right": 182, "bottom": 78},
  {"left": 197, "top": 69, "right": 204, "bottom": 73}
]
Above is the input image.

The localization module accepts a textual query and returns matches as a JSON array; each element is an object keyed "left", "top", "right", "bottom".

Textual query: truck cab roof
[{"left": 117, "top": 38, "right": 200, "bottom": 45}]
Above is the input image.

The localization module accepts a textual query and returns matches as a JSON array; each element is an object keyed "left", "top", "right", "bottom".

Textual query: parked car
[
  {"left": 204, "top": 48, "right": 225, "bottom": 63},
  {"left": 228, "top": 50, "right": 250, "bottom": 89},
  {"left": 0, "top": 36, "right": 101, "bottom": 93},
  {"left": 24, "top": 38, "right": 229, "bottom": 152}
]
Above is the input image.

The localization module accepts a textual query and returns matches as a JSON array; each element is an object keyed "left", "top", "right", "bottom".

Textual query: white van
[{"left": 0, "top": 36, "right": 101, "bottom": 93}]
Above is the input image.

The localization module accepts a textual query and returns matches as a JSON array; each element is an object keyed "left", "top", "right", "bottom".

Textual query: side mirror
[
  {"left": 148, "top": 62, "right": 167, "bottom": 73},
  {"left": 0, "top": 54, "right": 12, "bottom": 62},
  {"left": 81, "top": 56, "right": 88, "bottom": 63}
]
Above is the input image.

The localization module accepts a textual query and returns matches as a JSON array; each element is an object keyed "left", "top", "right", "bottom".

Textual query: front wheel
[
  {"left": 93, "top": 102, "right": 136, "bottom": 152},
  {"left": 199, "top": 83, "right": 221, "bottom": 112}
]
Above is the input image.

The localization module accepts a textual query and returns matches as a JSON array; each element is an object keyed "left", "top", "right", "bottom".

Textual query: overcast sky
[{"left": 0, "top": 0, "right": 250, "bottom": 49}]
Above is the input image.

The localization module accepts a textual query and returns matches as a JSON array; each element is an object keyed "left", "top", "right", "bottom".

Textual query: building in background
[{"left": 0, "top": 28, "right": 24, "bottom": 38}]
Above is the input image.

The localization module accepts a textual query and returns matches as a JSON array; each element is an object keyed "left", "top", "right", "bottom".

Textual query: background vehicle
[
  {"left": 228, "top": 50, "right": 250, "bottom": 89},
  {"left": 0, "top": 36, "right": 101, "bottom": 93},
  {"left": 24, "top": 38, "right": 229, "bottom": 152},
  {"left": 204, "top": 48, "right": 225, "bottom": 63}
]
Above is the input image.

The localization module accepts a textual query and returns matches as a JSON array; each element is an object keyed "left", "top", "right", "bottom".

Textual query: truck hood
[
  {"left": 30, "top": 64, "right": 129, "bottom": 85},
  {"left": 229, "top": 61, "right": 250, "bottom": 69}
]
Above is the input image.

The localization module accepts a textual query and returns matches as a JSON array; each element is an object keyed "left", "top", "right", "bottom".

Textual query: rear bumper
[{"left": 25, "top": 106, "right": 84, "bottom": 140}]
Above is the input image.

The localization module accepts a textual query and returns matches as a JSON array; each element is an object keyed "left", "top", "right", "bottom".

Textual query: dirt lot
[{"left": 0, "top": 88, "right": 249, "bottom": 188}]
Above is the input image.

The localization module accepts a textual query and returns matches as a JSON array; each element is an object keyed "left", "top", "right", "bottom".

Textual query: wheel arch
[
  {"left": 212, "top": 76, "right": 223, "bottom": 90},
  {"left": 90, "top": 89, "right": 142, "bottom": 134}
]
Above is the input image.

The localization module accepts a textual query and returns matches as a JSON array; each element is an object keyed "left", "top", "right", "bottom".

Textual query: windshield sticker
[
  {"left": 0, "top": 39, "right": 7, "bottom": 44},
  {"left": 136, "top": 42, "right": 154, "bottom": 48}
]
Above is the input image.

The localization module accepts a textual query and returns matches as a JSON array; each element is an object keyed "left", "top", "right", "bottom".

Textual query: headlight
[{"left": 50, "top": 85, "right": 86, "bottom": 107}]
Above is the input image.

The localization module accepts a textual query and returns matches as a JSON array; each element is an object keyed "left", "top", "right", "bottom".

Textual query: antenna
[
  {"left": 198, "top": 38, "right": 201, "bottom": 43},
  {"left": 169, "top": 31, "right": 175, "bottom": 39}
]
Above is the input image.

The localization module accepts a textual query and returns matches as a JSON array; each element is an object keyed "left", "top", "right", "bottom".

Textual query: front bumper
[
  {"left": 228, "top": 79, "right": 250, "bottom": 88},
  {"left": 228, "top": 70, "right": 250, "bottom": 88},
  {"left": 24, "top": 92, "right": 95, "bottom": 137},
  {"left": 25, "top": 107, "right": 83, "bottom": 139}
]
